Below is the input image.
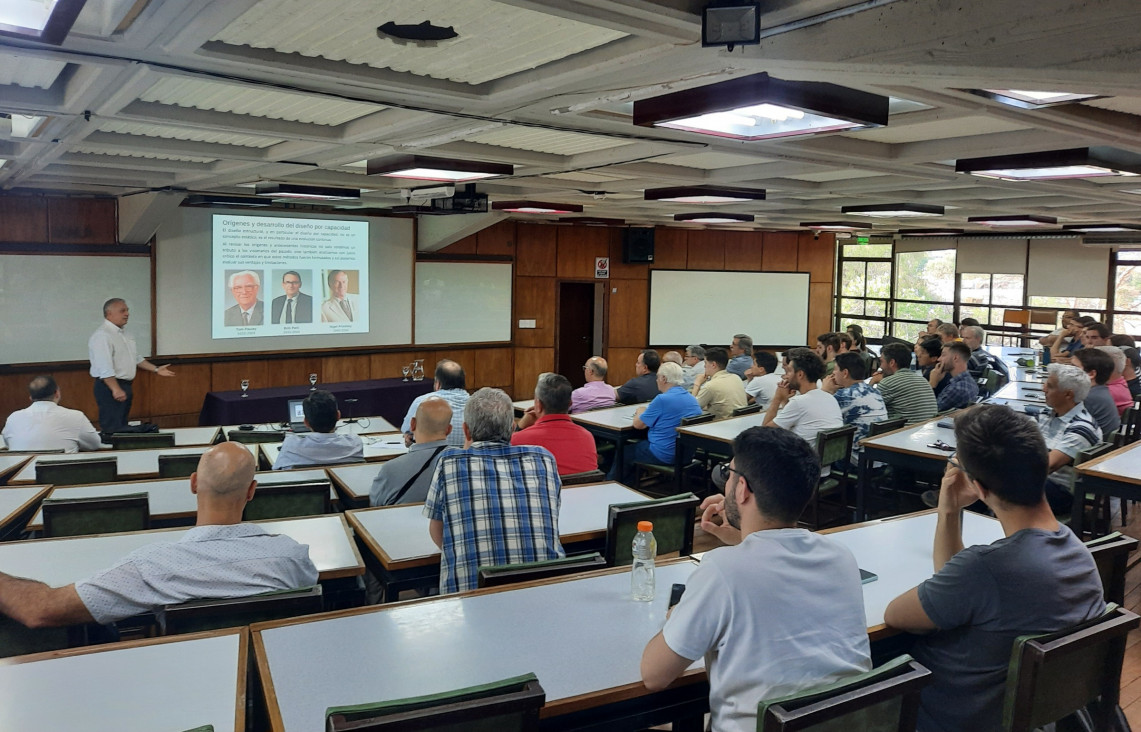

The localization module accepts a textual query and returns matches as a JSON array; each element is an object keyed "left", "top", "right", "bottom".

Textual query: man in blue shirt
[
  {"left": 933, "top": 341, "right": 978, "bottom": 411},
  {"left": 609, "top": 361, "right": 701, "bottom": 485},
  {"left": 728, "top": 334, "right": 753, "bottom": 380}
]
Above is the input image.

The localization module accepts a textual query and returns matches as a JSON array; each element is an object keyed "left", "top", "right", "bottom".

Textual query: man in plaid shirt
[{"left": 425, "top": 387, "right": 564, "bottom": 593}]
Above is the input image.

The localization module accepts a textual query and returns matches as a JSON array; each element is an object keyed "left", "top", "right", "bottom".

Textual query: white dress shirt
[
  {"left": 88, "top": 319, "right": 143, "bottom": 380},
  {"left": 2, "top": 400, "right": 104, "bottom": 452}
]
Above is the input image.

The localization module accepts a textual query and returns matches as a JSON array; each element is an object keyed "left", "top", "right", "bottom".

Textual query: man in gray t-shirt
[{"left": 885, "top": 405, "right": 1104, "bottom": 732}]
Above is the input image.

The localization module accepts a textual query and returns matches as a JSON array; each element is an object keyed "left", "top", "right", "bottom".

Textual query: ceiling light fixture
[
  {"left": 800, "top": 221, "right": 872, "bottom": 231},
  {"left": 184, "top": 194, "right": 273, "bottom": 208},
  {"left": 956, "top": 147, "right": 1141, "bottom": 181},
  {"left": 633, "top": 72, "right": 888, "bottom": 141},
  {"left": 645, "top": 185, "right": 766, "bottom": 204},
  {"left": 969, "top": 89, "right": 1103, "bottom": 109},
  {"left": 966, "top": 214, "right": 1058, "bottom": 227},
  {"left": 1062, "top": 223, "right": 1141, "bottom": 233},
  {"left": 701, "top": 2, "right": 760, "bottom": 51},
  {"left": 674, "top": 212, "right": 755, "bottom": 223},
  {"left": 254, "top": 183, "right": 360, "bottom": 200},
  {"left": 492, "top": 201, "right": 583, "bottom": 214},
  {"left": 366, "top": 155, "right": 512, "bottom": 182},
  {"left": 5, "top": 114, "right": 47, "bottom": 138},
  {"left": 841, "top": 203, "right": 944, "bottom": 218},
  {"left": 898, "top": 228, "right": 965, "bottom": 237},
  {"left": 0, "top": 0, "right": 86, "bottom": 45}
]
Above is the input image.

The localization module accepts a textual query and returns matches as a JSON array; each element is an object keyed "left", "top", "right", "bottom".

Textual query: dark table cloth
[{"left": 199, "top": 378, "right": 433, "bottom": 429}]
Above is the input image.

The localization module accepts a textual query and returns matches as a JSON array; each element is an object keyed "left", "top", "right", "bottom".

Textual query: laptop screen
[{"left": 287, "top": 399, "right": 306, "bottom": 424}]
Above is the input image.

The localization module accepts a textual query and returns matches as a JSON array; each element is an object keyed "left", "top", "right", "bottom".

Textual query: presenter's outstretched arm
[{"left": 141, "top": 360, "right": 175, "bottom": 377}]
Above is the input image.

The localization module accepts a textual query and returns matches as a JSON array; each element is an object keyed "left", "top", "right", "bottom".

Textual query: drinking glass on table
[
  {"left": 402, "top": 365, "right": 411, "bottom": 382},
  {"left": 309, "top": 373, "right": 318, "bottom": 391},
  {"left": 240, "top": 379, "right": 250, "bottom": 397}
]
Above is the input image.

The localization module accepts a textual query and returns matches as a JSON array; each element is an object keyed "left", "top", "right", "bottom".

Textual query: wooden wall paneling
[
  {"left": 556, "top": 226, "right": 611, "bottom": 279},
  {"left": 686, "top": 230, "right": 726, "bottom": 271},
  {"left": 142, "top": 362, "right": 212, "bottom": 418},
  {"left": 515, "top": 223, "right": 557, "bottom": 277},
  {"left": 650, "top": 227, "right": 688, "bottom": 269},
  {"left": 762, "top": 232, "right": 799, "bottom": 271},
  {"left": 798, "top": 232, "right": 836, "bottom": 283},
  {"left": 46, "top": 198, "right": 117, "bottom": 244},
  {"left": 514, "top": 276, "right": 556, "bottom": 348},
  {"left": 55, "top": 370, "right": 101, "bottom": 425},
  {"left": 722, "top": 231, "right": 764, "bottom": 271},
  {"left": 607, "top": 228, "right": 648, "bottom": 280},
  {"left": 212, "top": 359, "right": 269, "bottom": 393},
  {"left": 152, "top": 413, "right": 202, "bottom": 428},
  {"left": 605, "top": 347, "right": 645, "bottom": 388},
  {"left": 370, "top": 351, "right": 418, "bottom": 381},
  {"left": 475, "top": 220, "right": 516, "bottom": 256},
  {"left": 464, "top": 347, "right": 514, "bottom": 390},
  {"left": 437, "top": 235, "right": 477, "bottom": 255},
  {"left": 0, "top": 374, "right": 28, "bottom": 427},
  {"left": 808, "top": 282, "right": 834, "bottom": 343},
  {"left": 512, "top": 348, "right": 554, "bottom": 400},
  {"left": 0, "top": 196, "right": 48, "bottom": 242},
  {"left": 607, "top": 279, "right": 648, "bottom": 348},
  {"left": 321, "top": 354, "right": 371, "bottom": 383}
]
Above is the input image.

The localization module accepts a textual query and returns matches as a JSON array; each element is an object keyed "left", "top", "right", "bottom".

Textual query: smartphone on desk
[{"left": 668, "top": 583, "right": 686, "bottom": 608}]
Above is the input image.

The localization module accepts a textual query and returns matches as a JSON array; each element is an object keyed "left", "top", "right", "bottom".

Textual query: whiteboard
[
  {"left": 649, "top": 270, "right": 810, "bottom": 347},
  {"left": 0, "top": 254, "right": 152, "bottom": 364},
  {"left": 415, "top": 261, "right": 512, "bottom": 345}
]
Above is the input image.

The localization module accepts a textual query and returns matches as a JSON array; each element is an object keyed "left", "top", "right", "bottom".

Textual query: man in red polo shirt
[{"left": 512, "top": 373, "right": 599, "bottom": 475}]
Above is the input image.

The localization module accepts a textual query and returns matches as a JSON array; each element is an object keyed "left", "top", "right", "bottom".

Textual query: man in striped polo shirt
[
  {"left": 1038, "top": 363, "right": 1103, "bottom": 515},
  {"left": 870, "top": 343, "right": 938, "bottom": 426}
]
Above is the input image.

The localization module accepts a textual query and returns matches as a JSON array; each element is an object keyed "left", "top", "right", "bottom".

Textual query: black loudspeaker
[{"left": 622, "top": 227, "right": 655, "bottom": 263}]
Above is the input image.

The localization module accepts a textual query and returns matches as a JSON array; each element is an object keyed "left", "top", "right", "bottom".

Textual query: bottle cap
[{"left": 637, "top": 521, "right": 653, "bottom": 532}]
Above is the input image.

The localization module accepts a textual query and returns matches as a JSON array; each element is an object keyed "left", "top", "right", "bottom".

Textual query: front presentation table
[
  {"left": 1072, "top": 442, "right": 1141, "bottom": 537},
  {"left": 200, "top": 378, "right": 432, "bottom": 428},
  {"left": 8, "top": 444, "right": 258, "bottom": 485},
  {"left": 0, "top": 628, "right": 248, "bottom": 732}
]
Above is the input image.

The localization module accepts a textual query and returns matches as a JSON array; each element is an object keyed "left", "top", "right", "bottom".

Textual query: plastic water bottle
[{"left": 631, "top": 520, "right": 656, "bottom": 601}]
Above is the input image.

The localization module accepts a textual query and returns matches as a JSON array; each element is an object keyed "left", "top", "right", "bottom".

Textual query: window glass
[{"left": 895, "top": 250, "right": 955, "bottom": 302}]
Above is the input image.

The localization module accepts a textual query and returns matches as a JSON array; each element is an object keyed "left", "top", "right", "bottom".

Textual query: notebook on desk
[{"left": 287, "top": 399, "right": 310, "bottom": 432}]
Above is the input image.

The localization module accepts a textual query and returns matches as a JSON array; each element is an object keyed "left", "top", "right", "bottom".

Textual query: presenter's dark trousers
[{"left": 94, "top": 377, "right": 133, "bottom": 435}]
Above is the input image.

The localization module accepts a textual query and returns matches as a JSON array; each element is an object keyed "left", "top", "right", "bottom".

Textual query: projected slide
[{"left": 212, "top": 214, "right": 369, "bottom": 339}]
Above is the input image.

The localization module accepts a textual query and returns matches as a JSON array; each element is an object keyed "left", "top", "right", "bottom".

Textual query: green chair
[
  {"left": 242, "top": 479, "right": 330, "bottom": 521},
  {"left": 226, "top": 429, "right": 287, "bottom": 444},
  {"left": 1084, "top": 532, "right": 1138, "bottom": 604},
  {"left": 161, "top": 585, "right": 323, "bottom": 635},
  {"left": 1002, "top": 604, "right": 1139, "bottom": 732},
  {"left": 1069, "top": 441, "right": 1118, "bottom": 537},
  {"left": 1115, "top": 405, "right": 1140, "bottom": 447},
  {"left": 603, "top": 493, "right": 700, "bottom": 567},
  {"left": 757, "top": 654, "right": 932, "bottom": 731},
  {"left": 560, "top": 469, "right": 606, "bottom": 486},
  {"left": 633, "top": 413, "right": 715, "bottom": 495},
  {"left": 158, "top": 453, "right": 202, "bottom": 479},
  {"left": 732, "top": 403, "right": 763, "bottom": 416},
  {"left": 325, "top": 672, "right": 545, "bottom": 732},
  {"left": 0, "top": 615, "right": 78, "bottom": 659},
  {"left": 807, "top": 425, "right": 857, "bottom": 530},
  {"left": 35, "top": 457, "right": 117, "bottom": 486},
  {"left": 477, "top": 552, "right": 607, "bottom": 589},
  {"left": 41, "top": 492, "right": 150, "bottom": 538},
  {"left": 110, "top": 432, "right": 176, "bottom": 450},
  {"left": 868, "top": 418, "right": 907, "bottom": 437}
]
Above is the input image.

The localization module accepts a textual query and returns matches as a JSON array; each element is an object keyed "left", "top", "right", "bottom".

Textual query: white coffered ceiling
[{"left": 2, "top": 0, "right": 1141, "bottom": 233}]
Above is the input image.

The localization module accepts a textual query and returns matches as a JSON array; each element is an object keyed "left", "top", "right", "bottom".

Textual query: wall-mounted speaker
[{"left": 622, "top": 227, "right": 655, "bottom": 263}]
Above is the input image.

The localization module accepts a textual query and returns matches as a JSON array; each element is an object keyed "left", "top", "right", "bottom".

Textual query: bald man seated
[
  {"left": 370, "top": 397, "right": 453, "bottom": 506},
  {"left": 0, "top": 442, "right": 318, "bottom": 629}
]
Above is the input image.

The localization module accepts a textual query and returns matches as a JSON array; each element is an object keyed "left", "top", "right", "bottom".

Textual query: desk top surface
[
  {"left": 993, "top": 381, "right": 1048, "bottom": 402},
  {"left": 222, "top": 415, "right": 397, "bottom": 438},
  {"left": 0, "top": 513, "right": 362, "bottom": 586},
  {"left": 983, "top": 396, "right": 1045, "bottom": 413},
  {"left": 327, "top": 462, "right": 382, "bottom": 500},
  {"left": 677, "top": 412, "right": 767, "bottom": 443},
  {"left": 0, "top": 454, "right": 31, "bottom": 479},
  {"left": 260, "top": 434, "right": 407, "bottom": 467},
  {"left": 1079, "top": 441, "right": 1141, "bottom": 485},
  {"left": 0, "top": 629, "right": 245, "bottom": 732},
  {"left": 513, "top": 399, "right": 535, "bottom": 412},
  {"left": 571, "top": 404, "right": 641, "bottom": 431},
  {"left": 0, "top": 485, "right": 50, "bottom": 531},
  {"left": 348, "top": 482, "right": 648, "bottom": 568},
  {"left": 860, "top": 416, "right": 957, "bottom": 459},
  {"left": 9, "top": 444, "right": 258, "bottom": 484}
]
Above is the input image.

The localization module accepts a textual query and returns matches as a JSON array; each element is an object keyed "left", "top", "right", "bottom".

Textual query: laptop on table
[{"left": 287, "top": 399, "right": 310, "bottom": 433}]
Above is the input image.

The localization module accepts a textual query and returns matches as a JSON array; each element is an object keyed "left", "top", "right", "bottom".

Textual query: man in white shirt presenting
[
  {"left": 641, "top": 426, "right": 871, "bottom": 732},
  {"left": 88, "top": 297, "right": 175, "bottom": 437},
  {"left": 2, "top": 376, "right": 102, "bottom": 453}
]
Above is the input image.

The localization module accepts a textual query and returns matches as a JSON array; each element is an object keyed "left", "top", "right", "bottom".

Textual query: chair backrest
[
  {"left": 815, "top": 425, "right": 857, "bottom": 467},
  {"left": 477, "top": 552, "right": 607, "bottom": 588},
  {"left": 1118, "top": 405, "right": 1141, "bottom": 445},
  {"left": 732, "top": 403, "right": 763, "bottom": 417},
  {"left": 982, "top": 367, "right": 1002, "bottom": 395},
  {"left": 326, "top": 672, "right": 545, "bottom": 732},
  {"left": 1002, "top": 605, "right": 1140, "bottom": 732},
  {"left": 1003, "top": 309, "right": 1031, "bottom": 327},
  {"left": 560, "top": 469, "right": 606, "bottom": 486},
  {"left": 1084, "top": 532, "right": 1138, "bottom": 604},
  {"left": 1029, "top": 309, "right": 1058, "bottom": 327},
  {"left": 242, "top": 480, "right": 330, "bottom": 521},
  {"left": 110, "top": 432, "right": 176, "bottom": 450},
  {"left": 226, "top": 429, "right": 287, "bottom": 444},
  {"left": 757, "top": 654, "right": 932, "bottom": 732},
  {"left": 868, "top": 417, "right": 907, "bottom": 437},
  {"left": 680, "top": 412, "right": 716, "bottom": 427},
  {"left": 35, "top": 457, "right": 118, "bottom": 486},
  {"left": 161, "top": 585, "right": 323, "bottom": 636},
  {"left": 42, "top": 492, "right": 150, "bottom": 538},
  {"left": 604, "top": 493, "right": 700, "bottom": 566},
  {"left": 158, "top": 453, "right": 202, "bottom": 479},
  {"left": 0, "top": 615, "right": 84, "bottom": 659}
]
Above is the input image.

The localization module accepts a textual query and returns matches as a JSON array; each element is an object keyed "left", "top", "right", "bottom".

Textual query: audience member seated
[
  {"left": 1039, "top": 309, "right": 1082, "bottom": 349},
  {"left": 0, "top": 442, "right": 318, "bottom": 628},
  {"left": 915, "top": 338, "right": 948, "bottom": 396},
  {"left": 916, "top": 318, "right": 943, "bottom": 343},
  {"left": 662, "top": 350, "right": 684, "bottom": 367},
  {"left": 369, "top": 397, "right": 453, "bottom": 506},
  {"left": 960, "top": 325, "right": 1008, "bottom": 382},
  {"left": 425, "top": 388, "right": 564, "bottom": 594},
  {"left": 570, "top": 356, "right": 617, "bottom": 414},
  {"left": 933, "top": 342, "right": 979, "bottom": 411},
  {"left": 745, "top": 351, "right": 781, "bottom": 411},
  {"left": 1038, "top": 364, "right": 1102, "bottom": 515},
  {"left": 871, "top": 343, "right": 939, "bottom": 425},
  {"left": 884, "top": 405, "right": 1104, "bottom": 732},
  {"left": 512, "top": 373, "right": 598, "bottom": 475},
  {"left": 272, "top": 390, "right": 363, "bottom": 469},
  {"left": 399, "top": 359, "right": 469, "bottom": 447},
  {"left": 610, "top": 362, "right": 701, "bottom": 485},
  {"left": 935, "top": 322, "right": 960, "bottom": 344},
  {"left": 2, "top": 375, "right": 102, "bottom": 453},
  {"left": 762, "top": 349, "right": 843, "bottom": 470},
  {"left": 845, "top": 325, "right": 876, "bottom": 375},
  {"left": 814, "top": 332, "right": 841, "bottom": 376},
  {"left": 1096, "top": 345, "right": 1134, "bottom": 415},
  {"left": 691, "top": 347, "right": 748, "bottom": 420},
  {"left": 642, "top": 427, "right": 871, "bottom": 732},
  {"left": 1048, "top": 316, "right": 1096, "bottom": 365},
  {"left": 822, "top": 352, "right": 887, "bottom": 458},
  {"left": 727, "top": 334, "right": 753, "bottom": 380},
  {"left": 616, "top": 349, "right": 661, "bottom": 405},
  {"left": 959, "top": 316, "right": 980, "bottom": 327},
  {"left": 1122, "top": 347, "right": 1141, "bottom": 399},
  {"left": 1072, "top": 348, "right": 1121, "bottom": 436},
  {"left": 681, "top": 345, "right": 706, "bottom": 389}
]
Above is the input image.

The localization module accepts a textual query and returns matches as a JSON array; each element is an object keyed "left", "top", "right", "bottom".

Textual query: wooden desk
[
  {"left": 983, "top": 396, "right": 1047, "bottom": 413},
  {"left": 1008, "top": 366, "right": 1047, "bottom": 384},
  {"left": 1, "top": 426, "right": 221, "bottom": 450},
  {"left": 856, "top": 415, "right": 956, "bottom": 520},
  {"left": 260, "top": 434, "right": 407, "bottom": 469},
  {"left": 222, "top": 415, "right": 397, "bottom": 438},
  {"left": 0, "top": 628, "right": 247, "bottom": 731},
  {"left": 0, "top": 514, "right": 363, "bottom": 585},
  {"left": 676, "top": 412, "right": 766, "bottom": 464},
  {"left": 8, "top": 445, "right": 258, "bottom": 485},
  {"left": 984, "top": 345, "right": 1037, "bottom": 367},
  {"left": 571, "top": 404, "right": 642, "bottom": 470},
  {"left": 0, "top": 454, "right": 31, "bottom": 485},
  {"left": 0, "top": 485, "right": 51, "bottom": 537},
  {"left": 513, "top": 399, "right": 535, "bottom": 417},
  {"left": 992, "top": 381, "right": 1047, "bottom": 403},
  {"left": 252, "top": 561, "right": 707, "bottom": 732},
  {"left": 1072, "top": 441, "right": 1141, "bottom": 537},
  {"left": 25, "top": 469, "right": 337, "bottom": 532},
  {"left": 327, "top": 462, "right": 382, "bottom": 508},
  {"left": 347, "top": 481, "right": 648, "bottom": 601}
]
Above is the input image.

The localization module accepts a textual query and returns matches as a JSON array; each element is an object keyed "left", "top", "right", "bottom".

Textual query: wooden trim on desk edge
[
  {"left": 344, "top": 506, "right": 428, "bottom": 571},
  {"left": 336, "top": 513, "right": 367, "bottom": 574},
  {"left": 0, "top": 625, "right": 246, "bottom": 667},
  {"left": 541, "top": 668, "right": 708, "bottom": 718},
  {"left": 1078, "top": 441, "right": 1141, "bottom": 480},
  {"left": 235, "top": 627, "right": 249, "bottom": 732},
  {"left": 251, "top": 630, "right": 287, "bottom": 732},
  {"left": 0, "top": 484, "right": 52, "bottom": 534},
  {"left": 817, "top": 508, "right": 936, "bottom": 535},
  {"left": 0, "top": 455, "right": 32, "bottom": 484}
]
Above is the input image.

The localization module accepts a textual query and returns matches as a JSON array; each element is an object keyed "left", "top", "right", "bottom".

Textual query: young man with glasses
[
  {"left": 642, "top": 427, "right": 871, "bottom": 732},
  {"left": 884, "top": 405, "right": 1104, "bottom": 732}
]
